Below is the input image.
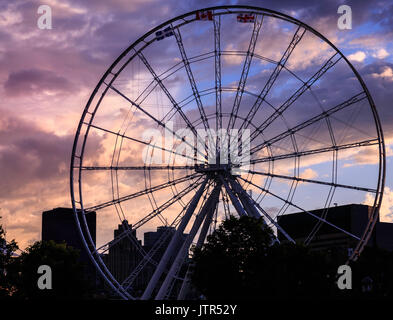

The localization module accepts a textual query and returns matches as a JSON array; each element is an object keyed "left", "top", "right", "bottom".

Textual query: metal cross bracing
[
  {"left": 136, "top": 50, "right": 210, "bottom": 160},
  {"left": 107, "top": 83, "right": 208, "bottom": 162},
  {"left": 172, "top": 26, "right": 216, "bottom": 152},
  {"left": 85, "top": 172, "right": 202, "bottom": 212},
  {"left": 94, "top": 176, "right": 205, "bottom": 255},
  {"left": 141, "top": 178, "right": 208, "bottom": 299},
  {"left": 121, "top": 196, "right": 193, "bottom": 293},
  {"left": 226, "top": 14, "right": 264, "bottom": 132},
  {"left": 213, "top": 15, "right": 222, "bottom": 133},
  {"left": 243, "top": 169, "right": 377, "bottom": 193},
  {"left": 70, "top": 5, "right": 386, "bottom": 300},
  {"left": 156, "top": 182, "right": 222, "bottom": 300},
  {"left": 177, "top": 185, "right": 220, "bottom": 299},
  {"left": 105, "top": 45, "right": 319, "bottom": 161},
  {"left": 234, "top": 24, "right": 305, "bottom": 132},
  {"left": 249, "top": 138, "right": 380, "bottom": 165},
  {"left": 236, "top": 90, "right": 368, "bottom": 165},
  {"left": 250, "top": 52, "right": 343, "bottom": 141},
  {"left": 76, "top": 154, "right": 381, "bottom": 300},
  {"left": 228, "top": 25, "right": 307, "bottom": 150},
  {"left": 237, "top": 176, "right": 361, "bottom": 241},
  {"left": 234, "top": 52, "right": 343, "bottom": 160},
  {"left": 131, "top": 173, "right": 275, "bottom": 300},
  {"left": 304, "top": 149, "right": 338, "bottom": 246},
  {"left": 83, "top": 123, "right": 198, "bottom": 165}
]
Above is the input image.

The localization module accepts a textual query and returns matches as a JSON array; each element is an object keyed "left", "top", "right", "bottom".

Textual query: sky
[{"left": 1, "top": 0, "right": 393, "bottom": 250}]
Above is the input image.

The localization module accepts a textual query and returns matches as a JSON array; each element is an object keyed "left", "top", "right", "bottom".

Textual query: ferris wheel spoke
[
  {"left": 99, "top": 179, "right": 201, "bottom": 258},
  {"left": 155, "top": 182, "right": 221, "bottom": 299},
  {"left": 86, "top": 122, "right": 197, "bottom": 164},
  {"left": 243, "top": 91, "right": 368, "bottom": 160},
  {"left": 85, "top": 172, "right": 201, "bottom": 212},
  {"left": 122, "top": 199, "right": 190, "bottom": 291},
  {"left": 232, "top": 177, "right": 296, "bottom": 243},
  {"left": 178, "top": 188, "right": 219, "bottom": 299},
  {"left": 227, "top": 14, "right": 264, "bottom": 131},
  {"left": 132, "top": 175, "right": 205, "bottom": 230},
  {"left": 80, "top": 165, "right": 195, "bottom": 171},
  {"left": 219, "top": 175, "right": 247, "bottom": 217},
  {"left": 213, "top": 15, "right": 222, "bottom": 132},
  {"left": 303, "top": 151, "right": 338, "bottom": 246},
  {"left": 136, "top": 52, "right": 216, "bottom": 109},
  {"left": 142, "top": 178, "right": 208, "bottom": 300},
  {"left": 228, "top": 177, "right": 261, "bottom": 218},
  {"left": 136, "top": 51, "right": 208, "bottom": 149},
  {"left": 248, "top": 52, "right": 343, "bottom": 145},
  {"left": 235, "top": 25, "right": 306, "bottom": 136},
  {"left": 96, "top": 225, "right": 131, "bottom": 254},
  {"left": 238, "top": 176, "right": 361, "bottom": 241},
  {"left": 172, "top": 26, "right": 217, "bottom": 154},
  {"left": 162, "top": 183, "right": 218, "bottom": 299},
  {"left": 172, "top": 27, "right": 211, "bottom": 131},
  {"left": 107, "top": 84, "right": 207, "bottom": 162},
  {"left": 243, "top": 169, "right": 377, "bottom": 193},
  {"left": 250, "top": 138, "right": 379, "bottom": 164}
]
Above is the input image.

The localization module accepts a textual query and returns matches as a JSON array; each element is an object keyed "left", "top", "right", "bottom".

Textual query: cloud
[
  {"left": 372, "top": 48, "right": 389, "bottom": 59},
  {"left": 0, "top": 110, "right": 107, "bottom": 247},
  {"left": 222, "top": 43, "right": 243, "bottom": 65},
  {"left": 0, "top": 110, "right": 103, "bottom": 197},
  {"left": 299, "top": 168, "right": 318, "bottom": 180},
  {"left": 2, "top": 0, "right": 393, "bottom": 250},
  {"left": 371, "top": 66, "right": 393, "bottom": 81},
  {"left": 363, "top": 187, "right": 393, "bottom": 223},
  {"left": 4, "top": 68, "right": 76, "bottom": 96},
  {"left": 0, "top": 5, "right": 23, "bottom": 27},
  {"left": 348, "top": 51, "right": 366, "bottom": 62}
]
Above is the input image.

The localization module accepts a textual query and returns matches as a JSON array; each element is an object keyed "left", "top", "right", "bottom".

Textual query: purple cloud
[{"left": 4, "top": 68, "right": 76, "bottom": 96}]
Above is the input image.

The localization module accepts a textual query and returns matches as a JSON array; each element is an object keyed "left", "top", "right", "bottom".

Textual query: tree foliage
[
  {"left": 350, "top": 247, "right": 393, "bottom": 298},
  {"left": 191, "top": 215, "right": 339, "bottom": 299},
  {"left": 7, "top": 240, "right": 91, "bottom": 299},
  {"left": 0, "top": 217, "right": 19, "bottom": 298}
]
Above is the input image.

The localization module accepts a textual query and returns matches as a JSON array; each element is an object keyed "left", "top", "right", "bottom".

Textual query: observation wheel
[{"left": 70, "top": 6, "right": 385, "bottom": 300}]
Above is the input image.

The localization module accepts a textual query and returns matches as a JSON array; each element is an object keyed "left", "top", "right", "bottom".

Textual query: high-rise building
[
  {"left": 103, "top": 220, "right": 142, "bottom": 284},
  {"left": 41, "top": 207, "right": 97, "bottom": 285},
  {"left": 101, "top": 223, "right": 189, "bottom": 297},
  {"left": 42, "top": 207, "right": 96, "bottom": 260},
  {"left": 144, "top": 226, "right": 177, "bottom": 259},
  {"left": 277, "top": 204, "right": 393, "bottom": 254}
]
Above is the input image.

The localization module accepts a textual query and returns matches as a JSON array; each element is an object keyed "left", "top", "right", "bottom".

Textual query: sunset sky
[{"left": 1, "top": 0, "right": 393, "bottom": 250}]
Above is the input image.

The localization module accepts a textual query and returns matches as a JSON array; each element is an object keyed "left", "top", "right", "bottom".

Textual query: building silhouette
[
  {"left": 144, "top": 226, "right": 177, "bottom": 260},
  {"left": 41, "top": 207, "right": 97, "bottom": 285},
  {"left": 102, "top": 223, "right": 188, "bottom": 297},
  {"left": 277, "top": 204, "right": 393, "bottom": 254},
  {"left": 143, "top": 225, "right": 188, "bottom": 298},
  {"left": 102, "top": 220, "right": 146, "bottom": 292}
]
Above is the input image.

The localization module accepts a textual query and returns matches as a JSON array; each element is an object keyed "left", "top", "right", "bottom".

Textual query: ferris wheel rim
[{"left": 70, "top": 5, "right": 386, "bottom": 299}]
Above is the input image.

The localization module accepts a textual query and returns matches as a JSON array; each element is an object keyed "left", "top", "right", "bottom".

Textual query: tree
[
  {"left": 350, "top": 247, "right": 393, "bottom": 298},
  {"left": 191, "top": 215, "right": 338, "bottom": 299},
  {"left": 0, "top": 217, "right": 19, "bottom": 298},
  {"left": 11, "top": 240, "right": 91, "bottom": 299}
]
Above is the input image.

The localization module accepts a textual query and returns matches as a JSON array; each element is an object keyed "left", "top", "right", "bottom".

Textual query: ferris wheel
[{"left": 70, "top": 6, "right": 385, "bottom": 299}]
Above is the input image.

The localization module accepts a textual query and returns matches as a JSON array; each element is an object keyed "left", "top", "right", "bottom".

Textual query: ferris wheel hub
[{"left": 195, "top": 163, "right": 235, "bottom": 174}]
